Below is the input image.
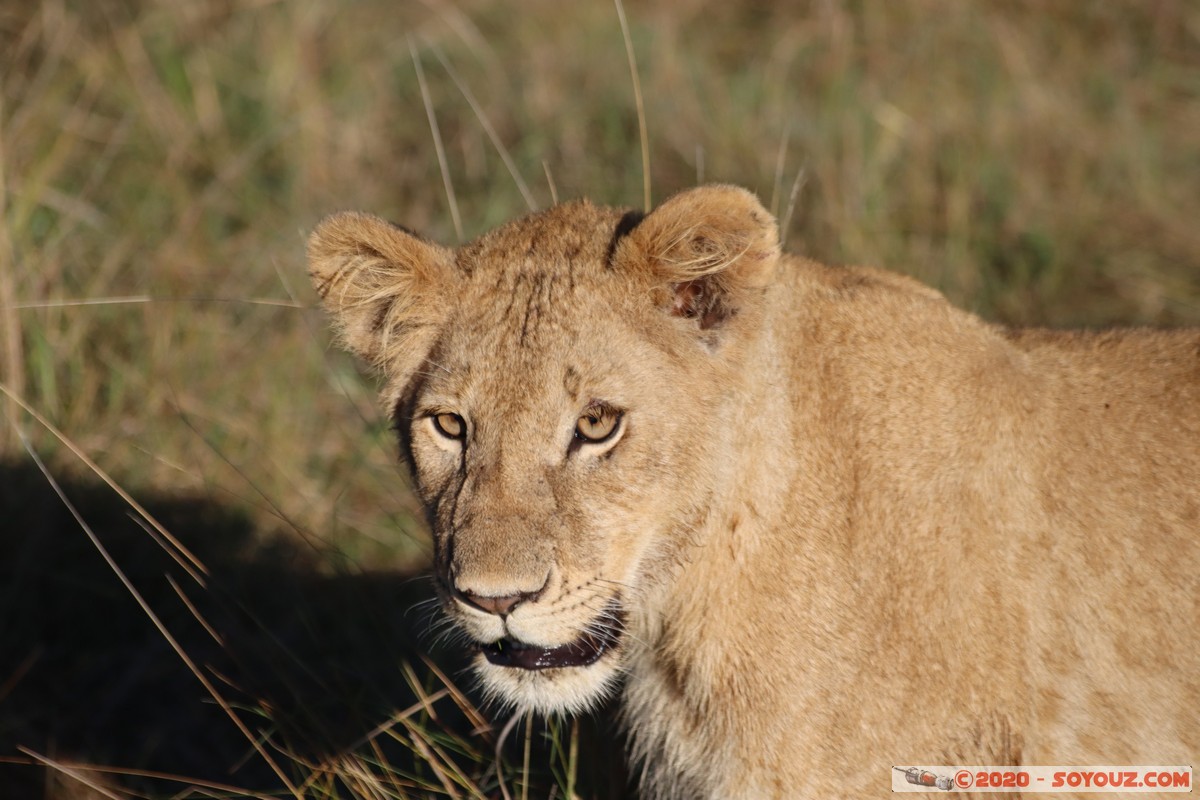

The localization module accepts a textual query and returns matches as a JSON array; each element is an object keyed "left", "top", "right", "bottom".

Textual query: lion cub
[{"left": 309, "top": 186, "right": 1198, "bottom": 798}]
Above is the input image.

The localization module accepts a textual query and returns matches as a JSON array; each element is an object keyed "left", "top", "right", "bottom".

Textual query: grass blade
[
  {"left": 410, "top": 36, "right": 464, "bottom": 243},
  {"left": 614, "top": 0, "right": 650, "bottom": 211}
]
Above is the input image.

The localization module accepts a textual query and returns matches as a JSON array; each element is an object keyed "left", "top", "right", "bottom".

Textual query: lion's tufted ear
[
  {"left": 307, "top": 211, "right": 453, "bottom": 370},
  {"left": 614, "top": 185, "right": 780, "bottom": 331}
]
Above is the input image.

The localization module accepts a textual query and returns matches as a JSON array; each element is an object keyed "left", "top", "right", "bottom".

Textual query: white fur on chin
[{"left": 474, "top": 651, "right": 624, "bottom": 717}]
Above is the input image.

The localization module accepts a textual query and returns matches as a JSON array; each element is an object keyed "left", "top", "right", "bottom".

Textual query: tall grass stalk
[{"left": 1, "top": 2, "right": 1197, "bottom": 797}]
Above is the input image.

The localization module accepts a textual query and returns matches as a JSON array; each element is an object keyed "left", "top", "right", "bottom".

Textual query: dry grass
[{"left": 1, "top": 0, "right": 1197, "bottom": 797}]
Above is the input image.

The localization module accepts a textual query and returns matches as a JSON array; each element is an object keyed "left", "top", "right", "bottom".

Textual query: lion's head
[{"left": 308, "top": 186, "right": 779, "bottom": 714}]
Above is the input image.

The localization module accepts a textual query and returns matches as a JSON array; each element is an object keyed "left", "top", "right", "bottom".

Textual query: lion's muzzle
[{"left": 479, "top": 599, "right": 626, "bottom": 671}]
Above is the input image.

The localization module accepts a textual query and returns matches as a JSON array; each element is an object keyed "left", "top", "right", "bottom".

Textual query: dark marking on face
[
  {"left": 499, "top": 272, "right": 522, "bottom": 334},
  {"left": 392, "top": 389, "right": 421, "bottom": 485},
  {"left": 565, "top": 242, "right": 582, "bottom": 292},
  {"left": 454, "top": 248, "right": 475, "bottom": 278},
  {"left": 527, "top": 224, "right": 546, "bottom": 257},
  {"left": 518, "top": 272, "right": 543, "bottom": 347},
  {"left": 390, "top": 349, "right": 447, "bottom": 483},
  {"left": 516, "top": 270, "right": 558, "bottom": 348},
  {"left": 563, "top": 365, "right": 581, "bottom": 399},
  {"left": 544, "top": 268, "right": 557, "bottom": 310},
  {"left": 443, "top": 466, "right": 472, "bottom": 575}
]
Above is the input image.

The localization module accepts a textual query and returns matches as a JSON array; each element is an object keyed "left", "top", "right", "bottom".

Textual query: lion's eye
[
  {"left": 431, "top": 412, "right": 465, "bottom": 440},
  {"left": 575, "top": 408, "right": 620, "bottom": 443}
]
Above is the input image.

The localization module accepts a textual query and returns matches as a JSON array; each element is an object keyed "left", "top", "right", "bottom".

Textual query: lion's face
[{"left": 309, "top": 187, "right": 779, "bottom": 713}]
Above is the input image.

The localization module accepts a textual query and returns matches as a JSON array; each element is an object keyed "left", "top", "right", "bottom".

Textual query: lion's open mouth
[{"left": 481, "top": 602, "right": 625, "bottom": 670}]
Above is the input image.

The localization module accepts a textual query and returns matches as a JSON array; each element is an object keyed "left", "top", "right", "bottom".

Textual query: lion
[{"left": 307, "top": 185, "right": 1199, "bottom": 798}]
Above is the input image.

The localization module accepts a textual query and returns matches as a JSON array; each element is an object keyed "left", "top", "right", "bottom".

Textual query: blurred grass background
[{"left": 0, "top": 0, "right": 1197, "bottom": 797}]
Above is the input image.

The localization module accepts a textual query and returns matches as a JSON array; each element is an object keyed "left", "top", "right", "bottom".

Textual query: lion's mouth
[{"left": 481, "top": 603, "right": 625, "bottom": 670}]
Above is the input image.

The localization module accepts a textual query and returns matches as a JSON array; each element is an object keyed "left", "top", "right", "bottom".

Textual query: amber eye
[
  {"left": 431, "top": 412, "right": 465, "bottom": 440},
  {"left": 575, "top": 408, "right": 621, "bottom": 443}
]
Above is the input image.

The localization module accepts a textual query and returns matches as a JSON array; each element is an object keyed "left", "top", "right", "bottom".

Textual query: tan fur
[{"left": 308, "top": 186, "right": 1200, "bottom": 799}]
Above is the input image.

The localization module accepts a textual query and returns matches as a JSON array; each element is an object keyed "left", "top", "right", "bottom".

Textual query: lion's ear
[
  {"left": 307, "top": 211, "right": 453, "bottom": 369},
  {"left": 614, "top": 185, "right": 780, "bottom": 330}
]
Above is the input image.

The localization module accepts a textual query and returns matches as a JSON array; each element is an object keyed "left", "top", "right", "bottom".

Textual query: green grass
[{"left": 1, "top": 1, "right": 1197, "bottom": 797}]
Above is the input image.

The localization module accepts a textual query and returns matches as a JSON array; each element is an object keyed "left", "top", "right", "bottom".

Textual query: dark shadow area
[{"left": 0, "top": 458, "right": 628, "bottom": 799}]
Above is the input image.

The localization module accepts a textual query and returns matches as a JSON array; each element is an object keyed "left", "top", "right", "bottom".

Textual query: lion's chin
[
  {"left": 473, "top": 652, "right": 623, "bottom": 716},
  {"left": 463, "top": 598, "right": 627, "bottom": 715}
]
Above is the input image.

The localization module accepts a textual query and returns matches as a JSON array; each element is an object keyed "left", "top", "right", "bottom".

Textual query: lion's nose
[
  {"left": 460, "top": 592, "right": 528, "bottom": 618},
  {"left": 458, "top": 590, "right": 527, "bottom": 616}
]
